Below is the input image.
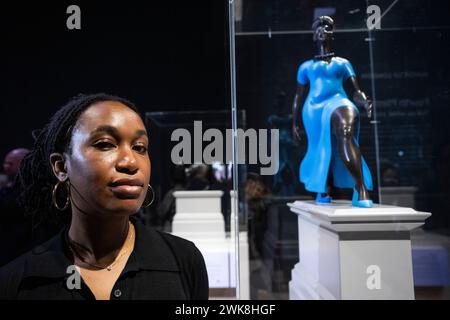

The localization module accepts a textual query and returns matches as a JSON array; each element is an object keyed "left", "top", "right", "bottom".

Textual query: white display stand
[
  {"left": 172, "top": 190, "right": 249, "bottom": 299},
  {"left": 288, "top": 200, "right": 431, "bottom": 300},
  {"left": 172, "top": 190, "right": 226, "bottom": 239}
]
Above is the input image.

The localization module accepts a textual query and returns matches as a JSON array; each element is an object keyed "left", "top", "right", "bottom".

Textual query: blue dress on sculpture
[{"left": 297, "top": 57, "right": 373, "bottom": 193}]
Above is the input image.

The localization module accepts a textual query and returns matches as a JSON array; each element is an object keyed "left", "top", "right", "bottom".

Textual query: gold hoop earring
[
  {"left": 142, "top": 184, "right": 155, "bottom": 208},
  {"left": 52, "top": 180, "right": 70, "bottom": 211}
]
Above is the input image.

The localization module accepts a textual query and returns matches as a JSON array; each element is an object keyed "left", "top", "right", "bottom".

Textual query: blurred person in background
[
  {"left": 245, "top": 172, "right": 271, "bottom": 259},
  {"left": 0, "top": 148, "right": 31, "bottom": 267}
]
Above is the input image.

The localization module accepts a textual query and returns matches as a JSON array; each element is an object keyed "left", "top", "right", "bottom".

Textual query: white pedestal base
[
  {"left": 288, "top": 200, "right": 431, "bottom": 300},
  {"left": 172, "top": 191, "right": 226, "bottom": 239},
  {"left": 171, "top": 190, "right": 250, "bottom": 299}
]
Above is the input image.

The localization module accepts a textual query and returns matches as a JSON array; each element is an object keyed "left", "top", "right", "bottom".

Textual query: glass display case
[
  {"left": 144, "top": 109, "right": 247, "bottom": 299},
  {"left": 228, "top": 0, "right": 450, "bottom": 299}
]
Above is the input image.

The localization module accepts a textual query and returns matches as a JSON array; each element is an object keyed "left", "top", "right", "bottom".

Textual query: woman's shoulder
[
  {"left": 133, "top": 220, "right": 204, "bottom": 266},
  {"left": 136, "top": 223, "right": 209, "bottom": 299},
  {"left": 0, "top": 250, "right": 32, "bottom": 299},
  {"left": 153, "top": 228, "right": 203, "bottom": 261},
  {"left": 0, "top": 232, "right": 66, "bottom": 299}
]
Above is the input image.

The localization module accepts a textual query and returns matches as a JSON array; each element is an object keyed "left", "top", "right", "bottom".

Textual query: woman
[
  {"left": 0, "top": 93, "right": 209, "bottom": 300},
  {"left": 292, "top": 16, "right": 374, "bottom": 208}
]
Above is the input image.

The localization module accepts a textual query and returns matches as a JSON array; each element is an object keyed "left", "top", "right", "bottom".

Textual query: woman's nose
[{"left": 116, "top": 147, "right": 138, "bottom": 173}]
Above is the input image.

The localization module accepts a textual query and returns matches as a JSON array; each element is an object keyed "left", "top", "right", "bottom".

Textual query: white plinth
[
  {"left": 288, "top": 200, "right": 431, "bottom": 300},
  {"left": 171, "top": 190, "right": 249, "bottom": 299},
  {"left": 172, "top": 190, "right": 225, "bottom": 239}
]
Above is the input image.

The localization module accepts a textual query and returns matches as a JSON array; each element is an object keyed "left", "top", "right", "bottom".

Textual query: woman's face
[{"left": 63, "top": 101, "right": 151, "bottom": 217}]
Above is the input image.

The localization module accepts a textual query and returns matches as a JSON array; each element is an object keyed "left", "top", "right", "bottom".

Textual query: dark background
[{"left": 0, "top": 1, "right": 229, "bottom": 162}]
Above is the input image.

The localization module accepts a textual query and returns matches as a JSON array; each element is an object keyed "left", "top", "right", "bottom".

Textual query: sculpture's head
[{"left": 312, "top": 16, "right": 334, "bottom": 43}]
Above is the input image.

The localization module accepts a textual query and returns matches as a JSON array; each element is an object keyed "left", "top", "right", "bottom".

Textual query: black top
[
  {"left": 0, "top": 185, "right": 32, "bottom": 267},
  {"left": 0, "top": 218, "right": 209, "bottom": 300}
]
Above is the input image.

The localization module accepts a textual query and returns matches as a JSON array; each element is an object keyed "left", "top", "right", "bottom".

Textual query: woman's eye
[
  {"left": 93, "top": 141, "right": 115, "bottom": 150},
  {"left": 134, "top": 145, "right": 148, "bottom": 154}
]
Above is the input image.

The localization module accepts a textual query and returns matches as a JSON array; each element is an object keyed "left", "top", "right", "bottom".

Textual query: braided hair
[{"left": 18, "top": 93, "right": 139, "bottom": 231}]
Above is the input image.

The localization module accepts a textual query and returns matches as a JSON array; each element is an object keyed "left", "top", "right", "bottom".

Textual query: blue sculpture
[{"left": 292, "top": 16, "right": 374, "bottom": 208}]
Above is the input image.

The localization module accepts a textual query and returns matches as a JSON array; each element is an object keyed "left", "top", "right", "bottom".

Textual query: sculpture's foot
[
  {"left": 352, "top": 188, "right": 373, "bottom": 208},
  {"left": 316, "top": 193, "right": 332, "bottom": 204}
]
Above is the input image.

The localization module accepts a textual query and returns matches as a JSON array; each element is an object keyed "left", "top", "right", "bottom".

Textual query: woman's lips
[
  {"left": 108, "top": 178, "right": 144, "bottom": 199},
  {"left": 110, "top": 185, "right": 143, "bottom": 198}
]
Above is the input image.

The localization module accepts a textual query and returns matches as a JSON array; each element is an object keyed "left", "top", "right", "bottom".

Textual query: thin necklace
[{"left": 67, "top": 222, "right": 133, "bottom": 271}]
